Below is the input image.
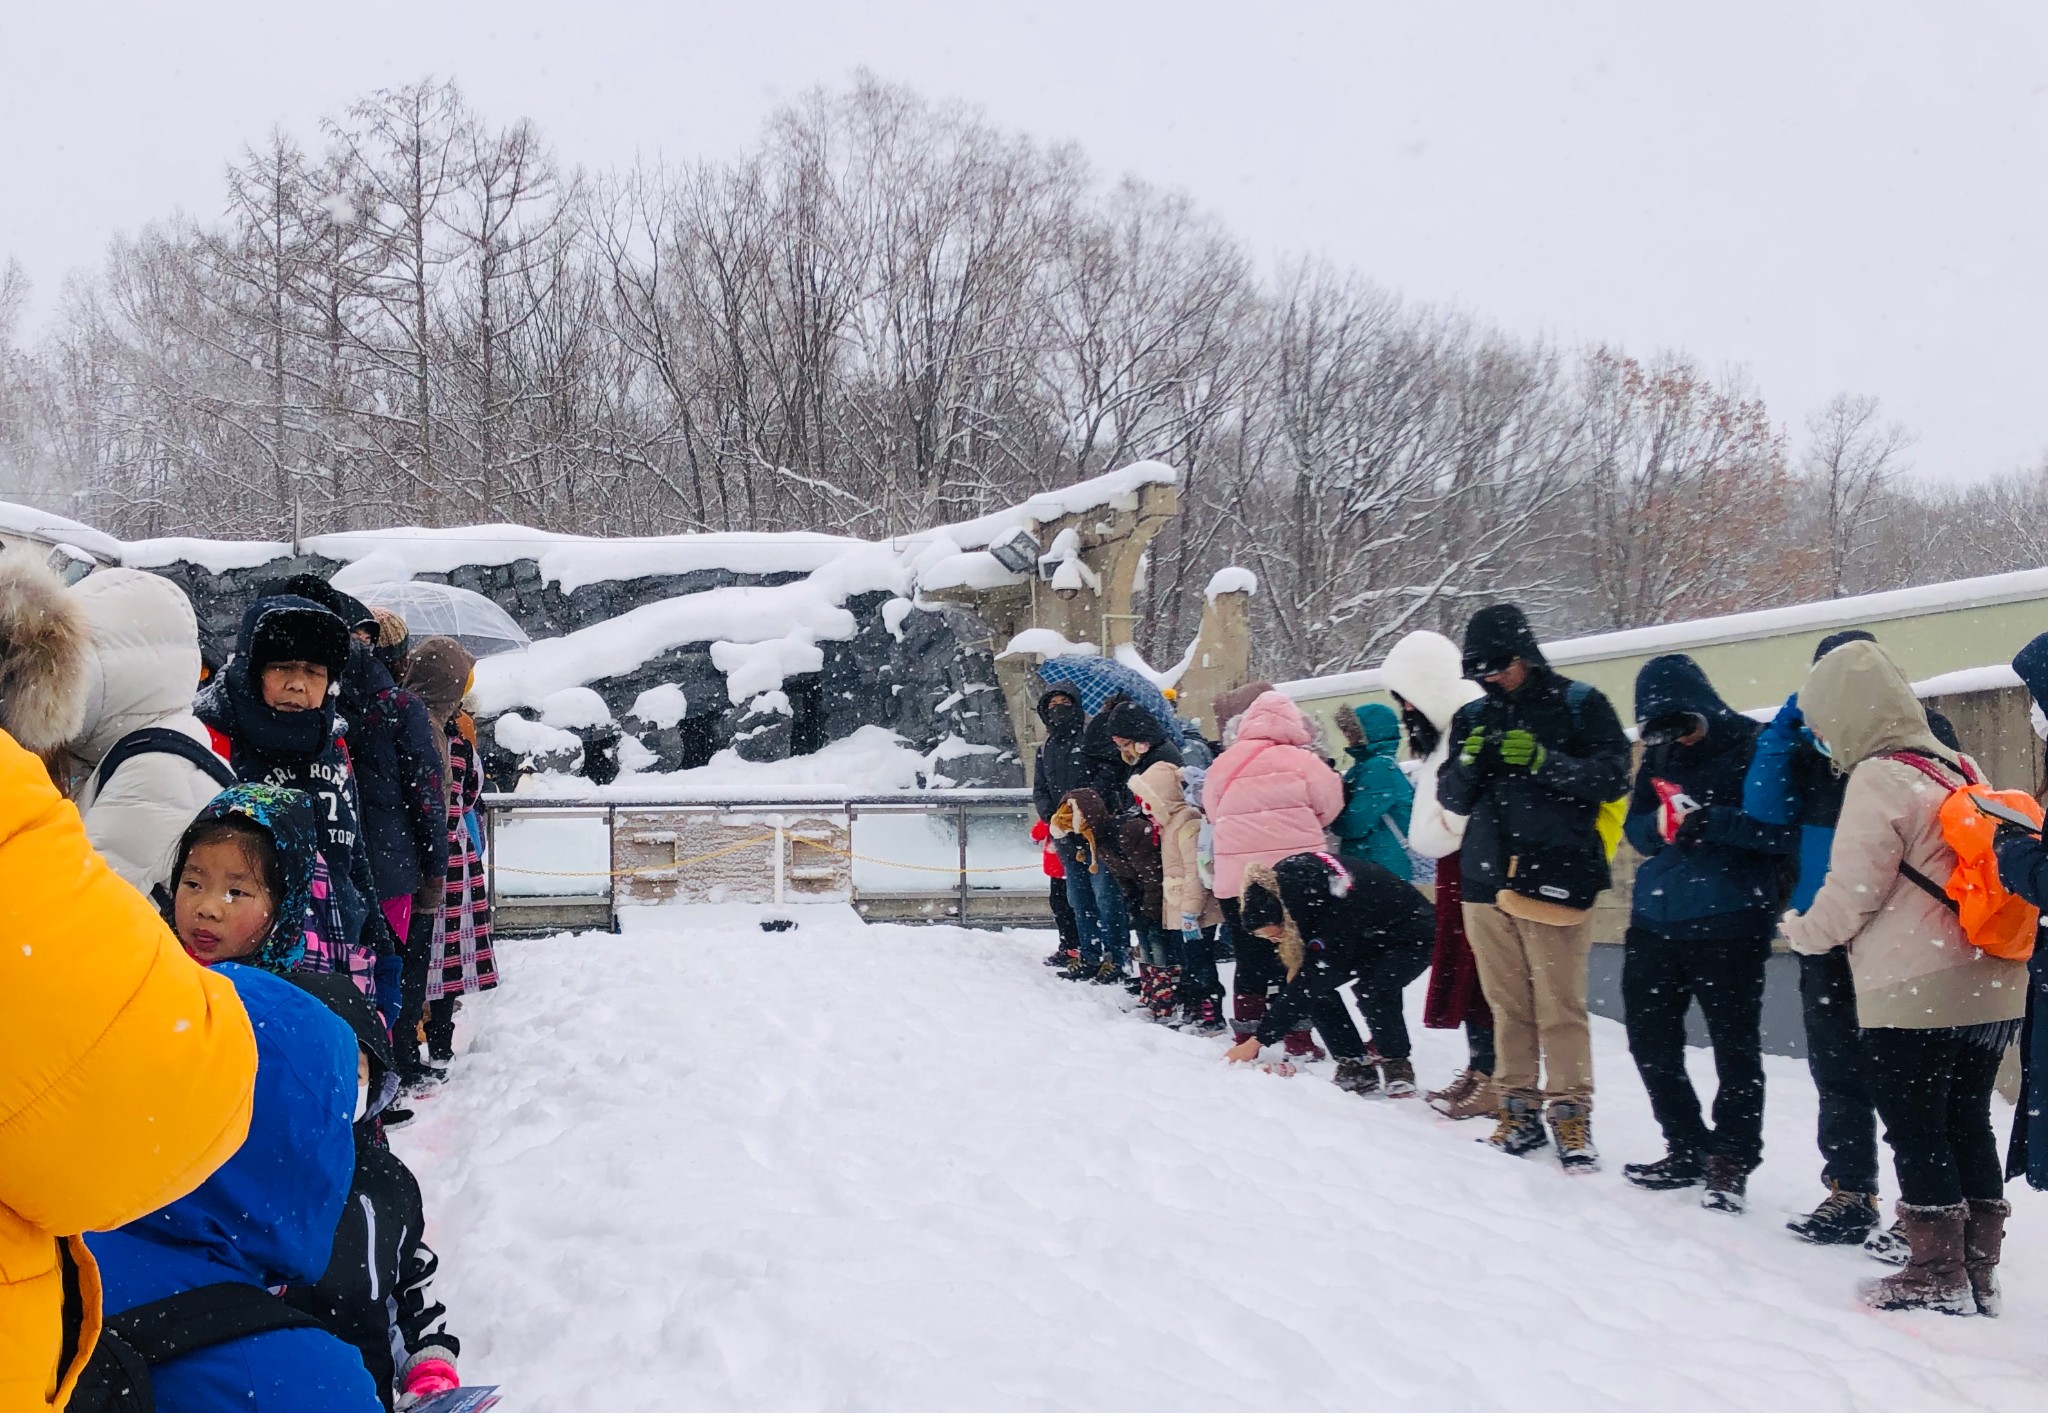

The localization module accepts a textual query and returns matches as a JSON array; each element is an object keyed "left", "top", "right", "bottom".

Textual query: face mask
[
  {"left": 353, "top": 1077, "right": 370, "bottom": 1123},
  {"left": 2032, "top": 702, "right": 2047, "bottom": 742},
  {"left": 1813, "top": 738, "right": 1833, "bottom": 760}
]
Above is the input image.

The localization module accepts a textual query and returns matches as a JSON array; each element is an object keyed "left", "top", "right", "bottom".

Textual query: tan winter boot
[
  {"left": 1964, "top": 1197, "right": 2011, "bottom": 1317},
  {"left": 1859, "top": 1202, "right": 1973, "bottom": 1315},
  {"left": 1428, "top": 1069, "right": 1498, "bottom": 1120}
]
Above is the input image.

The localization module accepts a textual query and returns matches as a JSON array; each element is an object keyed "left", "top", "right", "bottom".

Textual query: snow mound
[
  {"left": 0, "top": 499, "right": 125, "bottom": 562},
  {"left": 1206, "top": 565, "right": 1258, "bottom": 599},
  {"left": 627, "top": 684, "right": 690, "bottom": 729},
  {"left": 403, "top": 918, "right": 2048, "bottom": 1412},
  {"left": 538, "top": 687, "right": 611, "bottom": 730},
  {"left": 508, "top": 725, "right": 930, "bottom": 801}
]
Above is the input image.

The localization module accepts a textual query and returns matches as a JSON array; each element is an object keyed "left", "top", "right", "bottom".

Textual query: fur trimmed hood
[
  {"left": 1238, "top": 860, "right": 1306, "bottom": 978},
  {"left": 0, "top": 554, "right": 92, "bottom": 753}
]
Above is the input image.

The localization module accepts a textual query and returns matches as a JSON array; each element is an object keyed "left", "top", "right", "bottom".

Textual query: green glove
[
  {"left": 1499, "top": 728, "right": 1546, "bottom": 772},
  {"left": 1458, "top": 727, "right": 1490, "bottom": 767}
]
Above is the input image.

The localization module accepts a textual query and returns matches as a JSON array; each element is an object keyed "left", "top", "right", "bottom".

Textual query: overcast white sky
[{"left": 4, "top": 1, "right": 2044, "bottom": 485}]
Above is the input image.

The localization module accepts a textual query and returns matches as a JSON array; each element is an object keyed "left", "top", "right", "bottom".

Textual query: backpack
[
  {"left": 66, "top": 1282, "right": 326, "bottom": 1413},
  {"left": 1882, "top": 751, "right": 2041, "bottom": 963},
  {"left": 91, "top": 727, "right": 236, "bottom": 800}
]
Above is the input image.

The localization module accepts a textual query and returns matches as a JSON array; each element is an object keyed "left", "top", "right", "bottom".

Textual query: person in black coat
[
  {"left": 1225, "top": 852, "right": 1434, "bottom": 1096},
  {"left": 1438, "top": 603, "right": 1632, "bottom": 1170},
  {"left": 1034, "top": 688, "right": 1129, "bottom": 981},
  {"left": 283, "top": 974, "right": 463, "bottom": 1412},
  {"left": 1618, "top": 654, "right": 1797, "bottom": 1212},
  {"left": 196, "top": 594, "right": 403, "bottom": 1022}
]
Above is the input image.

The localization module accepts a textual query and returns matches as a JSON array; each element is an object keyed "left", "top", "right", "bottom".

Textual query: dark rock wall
[{"left": 146, "top": 553, "right": 1022, "bottom": 789}]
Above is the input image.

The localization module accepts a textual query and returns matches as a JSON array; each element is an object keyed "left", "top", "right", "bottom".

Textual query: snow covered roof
[
  {"left": 1279, "top": 564, "right": 2048, "bottom": 701},
  {"left": 0, "top": 500, "right": 124, "bottom": 563}
]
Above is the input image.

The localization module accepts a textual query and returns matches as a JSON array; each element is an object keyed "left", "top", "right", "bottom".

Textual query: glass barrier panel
[
  {"left": 493, "top": 812, "right": 612, "bottom": 898},
  {"left": 849, "top": 808, "right": 961, "bottom": 895},
  {"left": 963, "top": 807, "right": 1044, "bottom": 892}
]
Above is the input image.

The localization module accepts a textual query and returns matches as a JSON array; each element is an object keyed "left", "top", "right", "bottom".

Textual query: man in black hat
[{"left": 1439, "top": 603, "right": 1631, "bottom": 1173}]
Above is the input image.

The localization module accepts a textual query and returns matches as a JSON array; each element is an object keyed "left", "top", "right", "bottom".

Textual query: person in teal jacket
[{"left": 1334, "top": 703, "right": 1414, "bottom": 881}]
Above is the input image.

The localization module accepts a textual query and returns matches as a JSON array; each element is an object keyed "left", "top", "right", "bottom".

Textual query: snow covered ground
[{"left": 397, "top": 909, "right": 2048, "bottom": 1412}]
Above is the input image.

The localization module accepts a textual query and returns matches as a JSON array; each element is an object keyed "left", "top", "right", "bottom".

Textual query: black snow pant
[
  {"left": 1048, "top": 873, "right": 1080, "bottom": 953},
  {"left": 1798, "top": 949, "right": 1880, "bottom": 1194},
  {"left": 1223, "top": 895, "right": 1310, "bottom": 1043},
  {"left": 1863, "top": 1025, "right": 2009, "bottom": 1208},
  {"left": 1350, "top": 935, "right": 1434, "bottom": 1061},
  {"left": 425, "top": 996, "right": 459, "bottom": 1062},
  {"left": 395, "top": 930, "right": 433, "bottom": 1079},
  {"left": 1622, "top": 928, "right": 1770, "bottom": 1170}
]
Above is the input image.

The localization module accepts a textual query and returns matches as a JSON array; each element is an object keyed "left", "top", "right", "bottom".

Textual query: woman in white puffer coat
[
  {"left": 1378, "top": 629, "right": 1495, "bottom": 1118},
  {"left": 67, "top": 569, "right": 233, "bottom": 900}
]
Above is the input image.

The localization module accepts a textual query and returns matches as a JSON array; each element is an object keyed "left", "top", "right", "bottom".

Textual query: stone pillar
[{"left": 1174, "top": 585, "right": 1255, "bottom": 739}]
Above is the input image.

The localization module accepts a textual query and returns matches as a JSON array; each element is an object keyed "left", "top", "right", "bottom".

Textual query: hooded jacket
[
  {"left": 282, "top": 975, "right": 457, "bottom": 1410},
  {"left": 1620, "top": 655, "right": 1795, "bottom": 938},
  {"left": 1437, "top": 606, "right": 1631, "bottom": 909},
  {"left": 1996, "top": 629, "right": 2048, "bottom": 1189},
  {"left": 1051, "top": 787, "right": 1162, "bottom": 920},
  {"left": 1378, "top": 630, "right": 1482, "bottom": 861},
  {"left": 197, "top": 596, "right": 391, "bottom": 1003},
  {"left": 1031, "top": 687, "right": 1092, "bottom": 822},
  {"left": 1782, "top": 641, "right": 2027, "bottom": 1029},
  {"left": 87, "top": 963, "right": 379, "bottom": 1413},
  {"left": 66, "top": 570, "right": 226, "bottom": 898},
  {"left": 0, "top": 556, "right": 91, "bottom": 758},
  {"left": 1332, "top": 703, "right": 1414, "bottom": 880},
  {"left": 1203, "top": 692, "right": 1345, "bottom": 899},
  {"left": 0, "top": 730, "right": 256, "bottom": 1413},
  {"left": 1082, "top": 696, "right": 1184, "bottom": 810},
  {"left": 1240, "top": 854, "right": 1433, "bottom": 1045},
  {"left": 1128, "top": 760, "right": 1221, "bottom": 929},
  {"left": 1211, "top": 681, "right": 1275, "bottom": 747}
]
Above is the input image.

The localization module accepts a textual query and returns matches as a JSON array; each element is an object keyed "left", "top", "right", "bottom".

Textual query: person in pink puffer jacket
[{"left": 1205, "top": 691, "right": 1345, "bottom": 1059}]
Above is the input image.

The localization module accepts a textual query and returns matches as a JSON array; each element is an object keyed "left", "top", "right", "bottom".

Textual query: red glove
[
  {"left": 1030, "top": 818, "right": 1050, "bottom": 843},
  {"left": 403, "top": 1359, "right": 459, "bottom": 1401},
  {"left": 1651, "top": 778, "right": 1701, "bottom": 844}
]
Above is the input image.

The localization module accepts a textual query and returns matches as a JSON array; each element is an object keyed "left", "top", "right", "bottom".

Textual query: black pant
[
  {"left": 1863, "top": 1026, "right": 2007, "bottom": 1207},
  {"left": 1798, "top": 950, "right": 1879, "bottom": 1193},
  {"left": 395, "top": 932, "right": 433, "bottom": 1077},
  {"left": 1622, "top": 929, "right": 1770, "bottom": 1169},
  {"left": 425, "top": 996, "right": 458, "bottom": 1062},
  {"left": 1469, "top": 1021, "right": 1497, "bottom": 1075},
  {"left": 1048, "top": 874, "right": 1080, "bottom": 952},
  {"left": 1350, "top": 935, "right": 1434, "bottom": 1061}
]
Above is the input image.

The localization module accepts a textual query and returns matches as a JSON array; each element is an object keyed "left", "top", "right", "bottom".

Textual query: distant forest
[{"left": 4, "top": 75, "right": 2045, "bottom": 677}]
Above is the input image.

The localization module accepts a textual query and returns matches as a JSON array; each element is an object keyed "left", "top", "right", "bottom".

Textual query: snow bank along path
[{"left": 398, "top": 909, "right": 2048, "bottom": 1412}]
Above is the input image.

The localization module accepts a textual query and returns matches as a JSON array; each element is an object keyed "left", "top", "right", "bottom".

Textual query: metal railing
[{"left": 478, "top": 789, "right": 1052, "bottom": 933}]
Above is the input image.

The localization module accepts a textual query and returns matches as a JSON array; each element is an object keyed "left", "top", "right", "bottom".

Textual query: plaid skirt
[{"left": 428, "top": 735, "right": 498, "bottom": 1001}]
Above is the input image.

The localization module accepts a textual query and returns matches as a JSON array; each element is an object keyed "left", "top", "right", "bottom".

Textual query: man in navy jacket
[{"left": 1620, "top": 654, "right": 1795, "bottom": 1213}]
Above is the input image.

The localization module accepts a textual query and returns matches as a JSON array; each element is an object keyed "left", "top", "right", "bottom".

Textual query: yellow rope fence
[{"left": 489, "top": 830, "right": 1044, "bottom": 879}]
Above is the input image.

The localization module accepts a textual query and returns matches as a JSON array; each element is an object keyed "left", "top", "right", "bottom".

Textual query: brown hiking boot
[
  {"left": 1427, "top": 1068, "right": 1497, "bottom": 1120},
  {"left": 1859, "top": 1202, "right": 1973, "bottom": 1315},
  {"left": 1964, "top": 1197, "right": 2010, "bottom": 1317},
  {"left": 1379, "top": 1058, "right": 1418, "bottom": 1098},
  {"left": 1700, "top": 1155, "right": 1749, "bottom": 1214}
]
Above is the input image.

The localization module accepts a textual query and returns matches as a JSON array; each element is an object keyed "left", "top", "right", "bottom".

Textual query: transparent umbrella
[{"left": 351, "top": 580, "right": 532, "bottom": 658}]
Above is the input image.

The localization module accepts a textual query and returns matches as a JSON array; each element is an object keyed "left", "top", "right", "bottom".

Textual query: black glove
[{"left": 1672, "top": 806, "right": 1717, "bottom": 849}]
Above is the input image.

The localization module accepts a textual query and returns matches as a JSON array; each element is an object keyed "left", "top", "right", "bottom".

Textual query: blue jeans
[
  {"left": 1136, "top": 922, "right": 1175, "bottom": 968},
  {"left": 1058, "top": 840, "right": 1128, "bottom": 969}
]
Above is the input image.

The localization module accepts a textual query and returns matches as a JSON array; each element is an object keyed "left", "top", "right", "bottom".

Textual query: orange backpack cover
[{"left": 1886, "top": 752, "right": 2041, "bottom": 962}]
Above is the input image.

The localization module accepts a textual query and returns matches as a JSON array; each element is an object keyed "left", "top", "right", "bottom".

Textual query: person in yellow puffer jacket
[{"left": 0, "top": 727, "right": 259, "bottom": 1410}]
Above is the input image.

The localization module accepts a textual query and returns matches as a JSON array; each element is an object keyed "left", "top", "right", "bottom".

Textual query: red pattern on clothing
[{"left": 427, "top": 730, "right": 497, "bottom": 1002}]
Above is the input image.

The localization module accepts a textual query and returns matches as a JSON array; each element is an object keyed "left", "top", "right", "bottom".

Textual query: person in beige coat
[
  {"left": 1130, "top": 760, "right": 1226, "bottom": 1033},
  {"left": 1783, "top": 639, "right": 2024, "bottom": 1316}
]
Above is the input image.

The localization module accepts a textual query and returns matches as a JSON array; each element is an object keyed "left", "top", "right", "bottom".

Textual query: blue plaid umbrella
[{"left": 1034, "top": 656, "right": 1187, "bottom": 744}]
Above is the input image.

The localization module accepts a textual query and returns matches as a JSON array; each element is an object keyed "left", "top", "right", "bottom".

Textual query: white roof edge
[{"left": 1279, "top": 566, "right": 2048, "bottom": 700}]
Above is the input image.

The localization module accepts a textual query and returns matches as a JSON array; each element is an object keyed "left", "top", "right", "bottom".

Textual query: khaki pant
[{"left": 1463, "top": 901, "right": 1595, "bottom": 1109}]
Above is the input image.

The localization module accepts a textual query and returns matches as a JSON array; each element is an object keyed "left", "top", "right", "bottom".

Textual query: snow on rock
[
  {"left": 326, "top": 551, "right": 418, "bottom": 590},
  {"left": 1114, "top": 639, "right": 1197, "bottom": 690},
  {"left": 1205, "top": 565, "right": 1258, "bottom": 599},
  {"left": 627, "top": 683, "right": 690, "bottom": 729},
  {"left": 119, "top": 535, "right": 296, "bottom": 572},
  {"left": 0, "top": 501, "right": 126, "bottom": 562},
  {"left": 711, "top": 637, "right": 827, "bottom": 702},
  {"left": 748, "top": 689, "right": 794, "bottom": 717},
  {"left": 492, "top": 712, "right": 583, "bottom": 760},
  {"left": 405, "top": 917, "right": 2048, "bottom": 1411},
  {"left": 507, "top": 725, "right": 929, "bottom": 801},
  {"left": 998, "top": 628, "right": 1099, "bottom": 659},
  {"left": 538, "top": 687, "right": 612, "bottom": 730},
  {"left": 881, "top": 596, "right": 915, "bottom": 641}
]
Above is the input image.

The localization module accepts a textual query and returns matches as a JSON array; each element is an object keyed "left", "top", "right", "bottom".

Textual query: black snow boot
[
  {"left": 1786, "top": 1180, "right": 1881, "bottom": 1245},
  {"left": 1483, "top": 1093, "right": 1550, "bottom": 1157},
  {"left": 1092, "top": 956, "right": 1126, "bottom": 986},
  {"left": 1333, "top": 1058, "right": 1382, "bottom": 1096},
  {"left": 1623, "top": 1147, "right": 1703, "bottom": 1191},
  {"left": 1699, "top": 1155, "right": 1750, "bottom": 1214}
]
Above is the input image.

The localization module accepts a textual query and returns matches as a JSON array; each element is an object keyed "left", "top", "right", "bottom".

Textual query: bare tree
[{"left": 1803, "top": 391, "right": 1914, "bottom": 596}]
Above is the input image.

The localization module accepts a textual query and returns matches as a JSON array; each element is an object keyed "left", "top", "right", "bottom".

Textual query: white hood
[
  {"left": 1376, "top": 629, "right": 1479, "bottom": 859},
  {"left": 1378, "top": 630, "right": 1481, "bottom": 734},
  {"left": 69, "top": 569, "right": 206, "bottom": 762}
]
